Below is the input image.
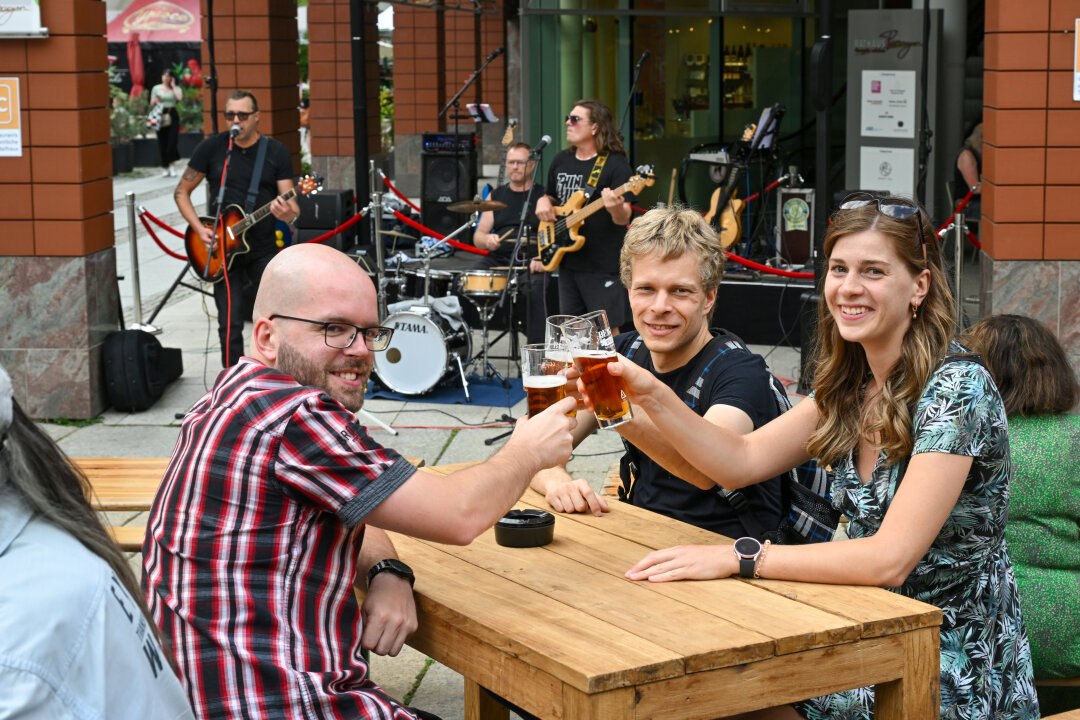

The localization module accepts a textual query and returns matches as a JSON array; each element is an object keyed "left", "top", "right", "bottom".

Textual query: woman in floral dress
[{"left": 603, "top": 194, "right": 1039, "bottom": 719}]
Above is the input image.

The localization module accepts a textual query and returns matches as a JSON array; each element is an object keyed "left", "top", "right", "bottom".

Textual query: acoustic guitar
[
  {"left": 703, "top": 123, "right": 756, "bottom": 248},
  {"left": 536, "top": 168, "right": 655, "bottom": 272},
  {"left": 185, "top": 174, "right": 323, "bottom": 283}
]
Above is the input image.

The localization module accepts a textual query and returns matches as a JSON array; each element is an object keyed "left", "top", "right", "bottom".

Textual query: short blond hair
[{"left": 619, "top": 205, "right": 725, "bottom": 291}]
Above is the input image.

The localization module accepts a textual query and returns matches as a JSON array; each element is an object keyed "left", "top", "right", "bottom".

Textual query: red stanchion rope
[
  {"left": 141, "top": 208, "right": 185, "bottom": 238},
  {"left": 724, "top": 250, "right": 814, "bottom": 279},
  {"left": 300, "top": 210, "right": 368, "bottom": 245},
  {"left": 935, "top": 187, "right": 983, "bottom": 251},
  {"left": 381, "top": 174, "right": 422, "bottom": 214},
  {"left": 138, "top": 212, "right": 189, "bottom": 261},
  {"left": 391, "top": 209, "right": 488, "bottom": 255}
]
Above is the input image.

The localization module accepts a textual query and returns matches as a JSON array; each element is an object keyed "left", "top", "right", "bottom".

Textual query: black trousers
[
  {"left": 213, "top": 248, "right": 275, "bottom": 366},
  {"left": 473, "top": 253, "right": 556, "bottom": 345},
  {"left": 155, "top": 108, "right": 180, "bottom": 167}
]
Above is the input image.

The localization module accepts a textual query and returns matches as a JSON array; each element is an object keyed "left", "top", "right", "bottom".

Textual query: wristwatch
[
  {"left": 733, "top": 537, "right": 764, "bottom": 578},
  {"left": 366, "top": 558, "right": 415, "bottom": 588}
]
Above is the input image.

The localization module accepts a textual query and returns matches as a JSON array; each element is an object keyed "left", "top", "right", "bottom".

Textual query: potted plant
[
  {"left": 108, "top": 66, "right": 146, "bottom": 174},
  {"left": 174, "top": 59, "right": 205, "bottom": 157}
]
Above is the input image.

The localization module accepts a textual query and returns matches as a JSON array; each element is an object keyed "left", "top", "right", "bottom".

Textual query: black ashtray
[{"left": 494, "top": 509, "right": 555, "bottom": 548}]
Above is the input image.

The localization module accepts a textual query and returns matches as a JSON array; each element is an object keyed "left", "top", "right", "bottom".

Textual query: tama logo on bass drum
[{"left": 393, "top": 321, "right": 429, "bottom": 334}]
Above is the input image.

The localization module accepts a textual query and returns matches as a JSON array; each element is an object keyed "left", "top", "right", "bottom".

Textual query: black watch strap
[
  {"left": 739, "top": 555, "right": 756, "bottom": 578},
  {"left": 366, "top": 558, "right": 415, "bottom": 587}
]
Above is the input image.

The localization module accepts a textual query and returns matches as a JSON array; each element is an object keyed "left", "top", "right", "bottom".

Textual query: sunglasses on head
[
  {"left": 224, "top": 111, "right": 252, "bottom": 121},
  {"left": 838, "top": 192, "right": 927, "bottom": 265},
  {"left": 565, "top": 114, "right": 587, "bottom": 125}
]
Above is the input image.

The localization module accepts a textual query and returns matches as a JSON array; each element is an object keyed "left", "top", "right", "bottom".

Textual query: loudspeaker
[
  {"left": 421, "top": 139, "right": 477, "bottom": 238},
  {"left": 711, "top": 277, "right": 814, "bottom": 347},
  {"left": 293, "top": 227, "right": 346, "bottom": 251},
  {"left": 297, "top": 189, "right": 357, "bottom": 248}
]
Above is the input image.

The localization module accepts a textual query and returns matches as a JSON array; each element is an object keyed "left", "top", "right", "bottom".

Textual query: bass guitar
[
  {"left": 703, "top": 123, "right": 756, "bottom": 248},
  {"left": 536, "top": 167, "right": 655, "bottom": 272},
  {"left": 185, "top": 174, "right": 323, "bottom": 283}
]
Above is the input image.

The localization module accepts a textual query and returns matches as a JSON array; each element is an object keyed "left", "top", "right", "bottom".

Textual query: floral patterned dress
[{"left": 799, "top": 347, "right": 1040, "bottom": 720}]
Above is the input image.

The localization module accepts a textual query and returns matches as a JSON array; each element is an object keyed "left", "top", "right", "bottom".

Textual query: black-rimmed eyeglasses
[
  {"left": 838, "top": 192, "right": 927, "bottom": 265},
  {"left": 269, "top": 315, "right": 394, "bottom": 351}
]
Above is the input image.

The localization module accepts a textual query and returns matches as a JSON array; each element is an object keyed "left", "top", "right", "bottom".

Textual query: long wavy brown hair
[
  {"left": 573, "top": 98, "right": 626, "bottom": 156},
  {"left": 806, "top": 200, "right": 956, "bottom": 467}
]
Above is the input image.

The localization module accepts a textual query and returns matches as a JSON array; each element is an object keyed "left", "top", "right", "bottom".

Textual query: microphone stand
[
  {"left": 484, "top": 151, "right": 545, "bottom": 444},
  {"left": 206, "top": 129, "right": 240, "bottom": 282},
  {"left": 439, "top": 49, "right": 503, "bottom": 201},
  {"left": 617, "top": 51, "right": 650, "bottom": 165}
]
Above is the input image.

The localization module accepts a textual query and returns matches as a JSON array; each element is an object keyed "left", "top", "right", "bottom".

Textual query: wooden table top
[
  {"left": 80, "top": 456, "right": 426, "bottom": 512},
  {"left": 390, "top": 468, "right": 943, "bottom": 719}
]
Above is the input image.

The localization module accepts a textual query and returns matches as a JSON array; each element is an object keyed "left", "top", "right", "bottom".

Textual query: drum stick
[{"left": 667, "top": 168, "right": 677, "bottom": 207}]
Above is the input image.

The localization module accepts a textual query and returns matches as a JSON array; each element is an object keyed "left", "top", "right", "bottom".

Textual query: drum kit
[{"left": 368, "top": 196, "right": 525, "bottom": 399}]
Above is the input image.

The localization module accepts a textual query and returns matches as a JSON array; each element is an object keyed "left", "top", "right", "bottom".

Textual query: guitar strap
[
  {"left": 586, "top": 153, "right": 608, "bottom": 189},
  {"left": 244, "top": 136, "right": 269, "bottom": 214}
]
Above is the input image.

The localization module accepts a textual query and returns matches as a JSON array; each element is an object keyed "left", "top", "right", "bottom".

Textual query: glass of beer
[
  {"left": 522, "top": 343, "right": 568, "bottom": 418},
  {"left": 561, "top": 310, "right": 633, "bottom": 429}
]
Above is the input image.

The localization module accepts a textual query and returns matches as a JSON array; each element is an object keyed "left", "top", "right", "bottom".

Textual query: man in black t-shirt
[
  {"left": 471, "top": 142, "right": 552, "bottom": 344},
  {"left": 535, "top": 99, "right": 635, "bottom": 329},
  {"left": 531, "top": 206, "right": 784, "bottom": 539},
  {"left": 175, "top": 90, "right": 299, "bottom": 366}
]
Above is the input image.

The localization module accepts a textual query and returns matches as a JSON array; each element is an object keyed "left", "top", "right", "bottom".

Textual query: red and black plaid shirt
[{"left": 142, "top": 358, "right": 418, "bottom": 719}]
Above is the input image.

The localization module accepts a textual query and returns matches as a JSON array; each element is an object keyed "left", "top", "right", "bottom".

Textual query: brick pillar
[
  {"left": 200, "top": 0, "right": 300, "bottom": 169},
  {"left": 0, "top": 0, "right": 118, "bottom": 419},
  {"left": 307, "top": 0, "right": 379, "bottom": 193},
  {"left": 980, "top": 0, "right": 1080, "bottom": 366}
]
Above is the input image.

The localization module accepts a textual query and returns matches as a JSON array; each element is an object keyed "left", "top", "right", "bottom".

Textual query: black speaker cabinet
[
  {"left": 293, "top": 227, "right": 347, "bottom": 251},
  {"left": 297, "top": 189, "right": 357, "bottom": 249},
  {"left": 711, "top": 276, "right": 815, "bottom": 347},
  {"left": 421, "top": 140, "right": 477, "bottom": 239}
]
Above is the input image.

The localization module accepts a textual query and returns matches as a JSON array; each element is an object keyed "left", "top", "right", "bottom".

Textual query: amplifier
[
  {"left": 711, "top": 276, "right": 815, "bottom": 347},
  {"left": 297, "top": 189, "right": 355, "bottom": 230},
  {"left": 422, "top": 132, "right": 475, "bottom": 155}
]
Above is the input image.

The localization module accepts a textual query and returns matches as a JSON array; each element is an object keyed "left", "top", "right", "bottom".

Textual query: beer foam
[
  {"left": 571, "top": 349, "right": 617, "bottom": 360},
  {"left": 523, "top": 375, "right": 567, "bottom": 389}
]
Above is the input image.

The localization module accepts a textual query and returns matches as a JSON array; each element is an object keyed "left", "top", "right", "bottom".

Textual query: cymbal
[
  {"left": 378, "top": 229, "right": 415, "bottom": 239},
  {"left": 446, "top": 199, "right": 507, "bottom": 214}
]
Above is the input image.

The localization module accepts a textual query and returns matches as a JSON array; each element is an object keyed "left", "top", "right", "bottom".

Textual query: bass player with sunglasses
[
  {"left": 174, "top": 89, "right": 301, "bottom": 367},
  {"left": 598, "top": 193, "right": 1039, "bottom": 719},
  {"left": 534, "top": 99, "right": 638, "bottom": 330}
]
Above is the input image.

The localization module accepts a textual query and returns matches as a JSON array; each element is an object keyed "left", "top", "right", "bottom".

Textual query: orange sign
[{"left": 0, "top": 77, "right": 22, "bottom": 156}]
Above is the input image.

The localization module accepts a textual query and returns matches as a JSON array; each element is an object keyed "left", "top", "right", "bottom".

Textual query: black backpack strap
[{"left": 244, "top": 136, "right": 269, "bottom": 214}]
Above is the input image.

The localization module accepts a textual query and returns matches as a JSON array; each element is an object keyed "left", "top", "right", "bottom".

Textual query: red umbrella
[{"left": 127, "top": 32, "right": 145, "bottom": 98}]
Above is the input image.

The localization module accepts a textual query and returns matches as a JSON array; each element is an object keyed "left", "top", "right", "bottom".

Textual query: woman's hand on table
[{"left": 626, "top": 544, "right": 735, "bottom": 582}]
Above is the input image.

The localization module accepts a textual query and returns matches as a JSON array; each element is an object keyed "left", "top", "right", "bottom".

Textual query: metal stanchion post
[
  {"left": 953, "top": 211, "right": 964, "bottom": 328},
  {"left": 126, "top": 192, "right": 161, "bottom": 334},
  {"left": 370, "top": 160, "right": 387, "bottom": 320}
]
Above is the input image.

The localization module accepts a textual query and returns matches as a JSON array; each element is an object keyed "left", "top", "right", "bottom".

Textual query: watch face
[{"left": 734, "top": 537, "right": 761, "bottom": 557}]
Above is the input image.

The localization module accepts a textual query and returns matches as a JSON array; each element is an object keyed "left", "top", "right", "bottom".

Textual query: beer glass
[
  {"left": 561, "top": 310, "right": 633, "bottom": 429},
  {"left": 521, "top": 343, "right": 568, "bottom": 417},
  {"left": 544, "top": 314, "right": 578, "bottom": 372}
]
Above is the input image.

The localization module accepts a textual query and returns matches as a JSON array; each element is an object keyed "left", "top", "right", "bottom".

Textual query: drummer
[{"left": 471, "top": 142, "right": 552, "bottom": 344}]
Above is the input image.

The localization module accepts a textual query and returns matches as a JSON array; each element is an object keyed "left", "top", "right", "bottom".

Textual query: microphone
[
  {"left": 635, "top": 50, "right": 651, "bottom": 68},
  {"left": 487, "top": 47, "right": 504, "bottom": 62},
  {"left": 530, "top": 135, "right": 552, "bottom": 156},
  {"left": 229, "top": 124, "right": 241, "bottom": 138}
]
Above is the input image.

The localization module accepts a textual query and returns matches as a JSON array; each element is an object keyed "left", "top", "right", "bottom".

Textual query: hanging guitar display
[
  {"left": 703, "top": 123, "right": 756, "bottom": 248},
  {"left": 536, "top": 167, "right": 655, "bottom": 272},
  {"left": 185, "top": 173, "right": 323, "bottom": 283},
  {"left": 494, "top": 118, "right": 518, "bottom": 188}
]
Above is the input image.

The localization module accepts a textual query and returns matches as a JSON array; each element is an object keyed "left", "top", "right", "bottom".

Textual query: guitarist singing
[
  {"left": 535, "top": 99, "right": 636, "bottom": 331},
  {"left": 174, "top": 90, "right": 300, "bottom": 367}
]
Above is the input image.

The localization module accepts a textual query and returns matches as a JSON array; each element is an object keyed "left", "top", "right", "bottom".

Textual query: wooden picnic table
[
  {"left": 79, "top": 456, "right": 425, "bottom": 512},
  {"left": 393, "top": 462, "right": 943, "bottom": 720}
]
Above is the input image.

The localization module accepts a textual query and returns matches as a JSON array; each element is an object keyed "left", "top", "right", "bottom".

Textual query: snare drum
[
  {"left": 404, "top": 269, "right": 457, "bottom": 299},
  {"left": 460, "top": 269, "right": 509, "bottom": 299},
  {"left": 373, "top": 308, "right": 472, "bottom": 395}
]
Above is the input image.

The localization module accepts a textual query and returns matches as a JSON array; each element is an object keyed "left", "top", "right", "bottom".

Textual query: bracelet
[{"left": 753, "top": 540, "right": 771, "bottom": 579}]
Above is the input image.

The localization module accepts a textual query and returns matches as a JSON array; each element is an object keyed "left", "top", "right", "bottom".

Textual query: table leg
[
  {"left": 464, "top": 679, "right": 510, "bottom": 720},
  {"left": 875, "top": 626, "right": 940, "bottom": 720}
]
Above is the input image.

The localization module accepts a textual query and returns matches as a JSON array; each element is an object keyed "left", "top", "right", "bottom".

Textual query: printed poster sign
[
  {"left": 0, "top": 78, "right": 23, "bottom": 158},
  {"left": 859, "top": 146, "right": 914, "bottom": 198},
  {"left": 0, "top": 0, "right": 46, "bottom": 37},
  {"left": 860, "top": 70, "right": 916, "bottom": 139}
]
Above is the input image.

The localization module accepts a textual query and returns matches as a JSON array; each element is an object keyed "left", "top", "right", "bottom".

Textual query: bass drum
[{"left": 373, "top": 309, "right": 472, "bottom": 395}]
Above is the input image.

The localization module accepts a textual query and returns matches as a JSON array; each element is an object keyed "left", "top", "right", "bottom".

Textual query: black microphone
[
  {"left": 530, "top": 135, "right": 552, "bottom": 156},
  {"left": 635, "top": 50, "right": 651, "bottom": 68},
  {"left": 229, "top": 124, "right": 241, "bottom": 138},
  {"left": 487, "top": 47, "right": 504, "bottom": 62}
]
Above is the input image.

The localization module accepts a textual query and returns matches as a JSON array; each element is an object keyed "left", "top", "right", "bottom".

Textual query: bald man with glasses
[{"left": 174, "top": 89, "right": 301, "bottom": 367}]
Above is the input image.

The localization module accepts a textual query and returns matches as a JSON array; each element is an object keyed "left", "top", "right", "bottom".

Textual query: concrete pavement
[{"left": 40, "top": 168, "right": 803, "bottom": 720}]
